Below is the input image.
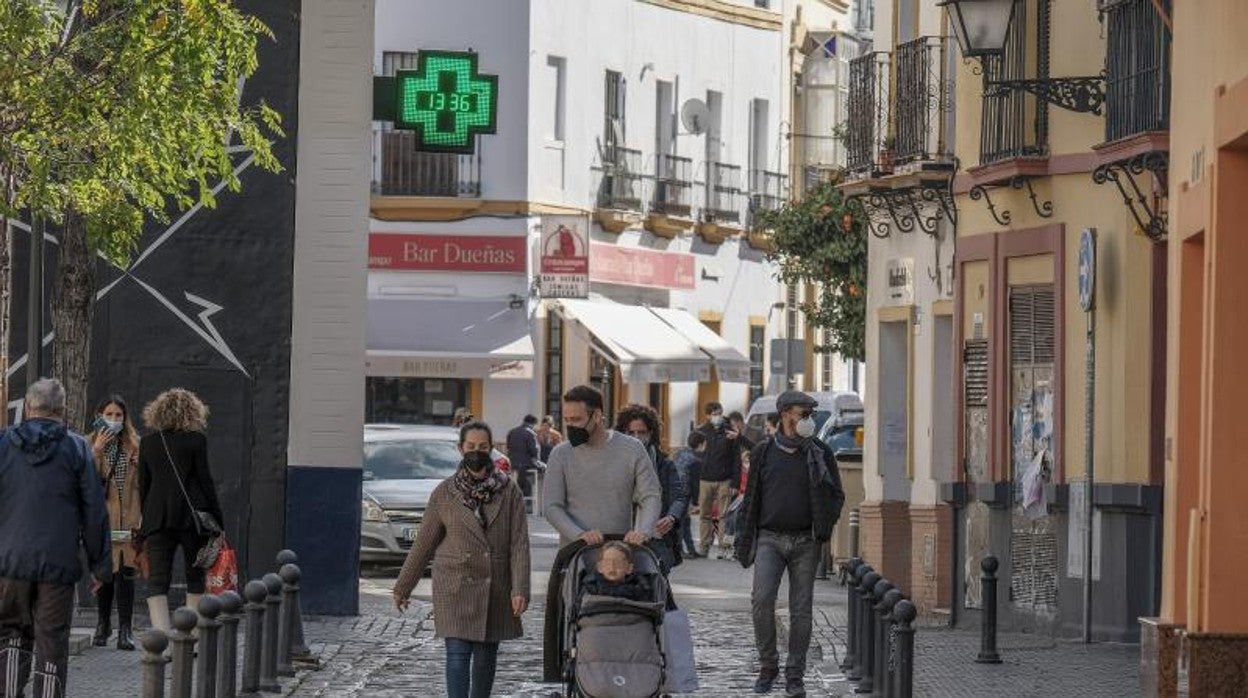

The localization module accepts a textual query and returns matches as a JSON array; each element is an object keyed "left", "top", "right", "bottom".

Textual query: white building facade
[{"left": 369, "top": 0, "right": 845, "bottom": 448}]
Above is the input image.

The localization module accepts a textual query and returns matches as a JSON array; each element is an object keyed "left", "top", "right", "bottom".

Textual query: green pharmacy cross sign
[{"left": 381, "top": 50, "right": 498, "bottom": 154}]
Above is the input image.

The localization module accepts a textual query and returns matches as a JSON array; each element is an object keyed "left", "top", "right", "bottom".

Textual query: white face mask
[
  {"left": 795, "top": 417, "right": 817, "bottom": 439},
  {"left": 710, "top": 415, "right": 724, "bottom": 428}
]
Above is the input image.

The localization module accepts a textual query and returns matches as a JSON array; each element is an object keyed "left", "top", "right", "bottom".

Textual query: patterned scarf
[
  {"left": 451, "top": 465, "right": 509, "bottom": 528},
  {"left": 105, "top": 439, "right": 128, "bottom": 495}
]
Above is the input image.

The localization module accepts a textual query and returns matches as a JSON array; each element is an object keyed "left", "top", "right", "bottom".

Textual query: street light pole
[{"left": 26, "top": 217, "right": 43, "bottom": 389}]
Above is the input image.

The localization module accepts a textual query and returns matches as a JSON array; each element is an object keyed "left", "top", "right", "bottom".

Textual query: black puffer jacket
[{"left": 734, "top": 436, "right": 845, "bottom": 568}]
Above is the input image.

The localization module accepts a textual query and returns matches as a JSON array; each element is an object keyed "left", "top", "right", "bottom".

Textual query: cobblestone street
[{"left": 66, "top": 518, "right": 1141, "bottom": 697}]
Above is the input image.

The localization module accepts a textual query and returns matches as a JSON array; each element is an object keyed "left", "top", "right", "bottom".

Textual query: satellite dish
[{"left": 680, "top": 99, "right": 710, "bottom": 136}]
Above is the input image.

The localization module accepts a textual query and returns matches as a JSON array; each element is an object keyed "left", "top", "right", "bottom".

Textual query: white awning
[
  {"left": 649, "top": 307, "right": 752, "bottom": 383},
  {"left": 367, "top": 298, "right": 534, "bottom": 379},
  {"left": 556, "top": 299, "right": 712, "bottom": 383}
]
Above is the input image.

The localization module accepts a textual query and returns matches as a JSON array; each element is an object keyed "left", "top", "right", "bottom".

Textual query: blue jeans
[
  {"left": 445, "top": 638, "right": 499, "bottom": 698},
  {"left": 751, "top": 530, "right": 819, "bottom": 679}
]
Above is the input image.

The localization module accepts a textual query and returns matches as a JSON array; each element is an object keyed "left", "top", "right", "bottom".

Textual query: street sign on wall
[
  {"left": 539, "top": 216, "right": 590, "bottom": 298},
  {"left": 1078, "top": 228, "right": 1096, "bottom": 312},
  {"left": 375, "top": 50, "right": 498, "bottom": 154}
]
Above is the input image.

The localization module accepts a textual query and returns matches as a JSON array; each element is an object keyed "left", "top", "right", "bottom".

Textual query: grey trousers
[
  {"left": 0, "top": 578, "right": 75, "bottom": 698},
  {"left": 750, "top": 530, "right": 819, "bottom": 679}
]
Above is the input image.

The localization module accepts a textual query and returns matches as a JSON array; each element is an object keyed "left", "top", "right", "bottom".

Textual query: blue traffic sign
[{"left": 1078, "top": 228, "right": 1096, "bottom": 312}]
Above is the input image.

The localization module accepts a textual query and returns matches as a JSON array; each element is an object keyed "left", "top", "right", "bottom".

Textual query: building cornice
[
  {"left": 637, "top": 0, "right": 783, "bottom": 31},
  {"left": 370, "top": 196, "right": 589, "bottom": 222}
]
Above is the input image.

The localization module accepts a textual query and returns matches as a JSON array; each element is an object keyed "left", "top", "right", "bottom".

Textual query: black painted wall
[{"left": 12, "top": 0, "right": 302, "bottom": 588}]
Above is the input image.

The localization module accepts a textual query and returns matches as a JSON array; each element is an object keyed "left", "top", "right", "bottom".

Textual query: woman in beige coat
[
  {"left": 393, "top": 421, "right": 531, "bottom": 698},
  {"left": 89, "top": 395, "right": 143, "bottom": 650}
]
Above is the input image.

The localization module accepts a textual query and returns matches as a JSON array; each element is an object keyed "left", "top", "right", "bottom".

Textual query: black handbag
[{"left": 159, "top": 432, "right": 221, "bottom": 567}]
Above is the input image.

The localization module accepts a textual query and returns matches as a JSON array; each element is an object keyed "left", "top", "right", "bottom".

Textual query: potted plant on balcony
[{"left": 877, "top": 135, "right": 897, "bottom": 175}]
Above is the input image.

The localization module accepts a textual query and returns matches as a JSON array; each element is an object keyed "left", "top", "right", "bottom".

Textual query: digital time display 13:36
[{"left": 414, "top": 91, "right": 478, "bottom": 113}]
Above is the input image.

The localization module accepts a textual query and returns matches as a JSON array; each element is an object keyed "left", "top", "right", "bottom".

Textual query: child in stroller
[{"left": 560, "top": 541, "right": 669, "bottom": 697}]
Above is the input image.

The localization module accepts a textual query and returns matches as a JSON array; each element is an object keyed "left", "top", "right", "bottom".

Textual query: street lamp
[
  {"left": 939, "top": 0, "right": 1016, "bottom": 59},
  {"left": 938, "top": 0, "right": 1106, "bottom": 114}
]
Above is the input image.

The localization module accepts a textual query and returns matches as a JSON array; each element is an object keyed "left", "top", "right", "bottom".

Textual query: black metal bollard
[
  {"left": 217, "top": 591, "right": 243, "bottom": 698},
  {"left": 194, "top": 595, "right": 223, "bottom": 698},
  {"left": 976, "top": 555, "right": 1002, "bottom": 664},
  {"left": 853, "top": 570, "right": 880, "bottom": 693},
  {"left": 275, "top": 550, "right": 309, "bottom": 659},
  {"left": 141, "top": 631, "right": 171, "bottom": 698},
  {"left": 879, "top": 588, "right": 903, "bottom": 698},
  {"left": 847, "top": 564, "right": 872, "bottom": 682},
  {"left": 871, "top": 580, "right": 895, "bottom": 694},
  {"left": 277, "top": 564, "right": 300, "bottom": 677},
  {"left": 240, "top": 581, "right": 268, "bottom": 696},
  {"left": 839, "top": 558, "right": 863, "bottom": 673},
  {"left": 893, "top": 599, "right": 917, "bottom": 698},
  {"left": 169, "top": 608, "right": 199, "bottom": 698},
  {"left": 260, "top": 573, "right": 283, "bottom": 692}
]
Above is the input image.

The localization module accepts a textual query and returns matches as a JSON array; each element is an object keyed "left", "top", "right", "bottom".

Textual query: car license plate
[{"left": 403, "top": 526, "right": 417, "bottom": 542}]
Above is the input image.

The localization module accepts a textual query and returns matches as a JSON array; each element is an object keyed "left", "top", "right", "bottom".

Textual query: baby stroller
[{"left": 559, "top": 541, "right": 670, "bottom": 697}]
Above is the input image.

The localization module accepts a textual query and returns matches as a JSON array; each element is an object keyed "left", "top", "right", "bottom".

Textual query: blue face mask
[{"left": 94, "top": 417, "right": 123, "bottom": 435}]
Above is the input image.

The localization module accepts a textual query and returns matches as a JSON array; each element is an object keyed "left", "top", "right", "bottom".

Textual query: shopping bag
[
  {"left": 662, "top": 608, "right": 699, "bottom": 694},
  {"left": 206, "top": 538, "right": 239, "bottom": 595}
]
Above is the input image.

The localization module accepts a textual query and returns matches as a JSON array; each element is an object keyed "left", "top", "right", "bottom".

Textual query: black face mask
[
  {"left": 567, "top": 414, "right": 598, "bottom": 447},
  {"left": 462, "top": 451, "right": 492, "bottom": 474}
]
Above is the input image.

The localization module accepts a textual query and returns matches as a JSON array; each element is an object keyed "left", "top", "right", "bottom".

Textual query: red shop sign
[
  {"left": 589, "top": 242, "right": 696, "bottom": 290},
  {"left": 369, "top": 233, "right": 526, "bottom": 273}
]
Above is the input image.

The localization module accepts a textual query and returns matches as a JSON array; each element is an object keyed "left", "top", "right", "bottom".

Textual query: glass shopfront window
[{"left": 366, "top": 377, "right": 471, "bottom": 425}]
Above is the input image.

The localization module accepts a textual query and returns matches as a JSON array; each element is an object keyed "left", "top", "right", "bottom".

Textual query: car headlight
[{"left": 362, "top": 498, "right": 389, "bottom": 523}]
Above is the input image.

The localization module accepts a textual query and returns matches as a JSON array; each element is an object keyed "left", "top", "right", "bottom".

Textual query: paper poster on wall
[
  {"left": 1066, "top": 480, "right": 1103, "bottom": 581},
  {"left": 883, "top": 413, "right": 907, "bottom": 456}
]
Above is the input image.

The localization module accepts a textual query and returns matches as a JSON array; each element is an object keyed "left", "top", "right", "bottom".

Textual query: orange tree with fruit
[{"left": 754, "top": 176, "right": 866, "bottom": 362}]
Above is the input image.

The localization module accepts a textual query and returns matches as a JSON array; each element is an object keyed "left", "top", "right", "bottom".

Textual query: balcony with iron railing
[
  {"left": 652, "top": 153, "right": 694, "bottom": 218},
  {"left": 598, "top": 145, "right": 645, "bottom": 212},
  {"left": 703, "top": 162, "right": 743, "bottom": 224},
  {"left": 748, "top": 169, "right": 789, "bottom": 227},
  {"left": 845, "top": 51, "right": 890, "bottom": 178},
  {"left": 1102, "top": 0, "right": 1170, "bottom": 143},
  {"left": 373, "top": 130, "right": 481, "bottom": 197},
  {"left": 894, "top": 36, "right": 953, "bottom": 167}
]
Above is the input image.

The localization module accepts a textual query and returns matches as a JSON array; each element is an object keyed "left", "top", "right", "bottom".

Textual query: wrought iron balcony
[
  {"left": 599, "top": 145, "right": 645, "bottom": 212},
  {"left": 846, "top": 51, "right": 891, "bottom": 177},
  {"left": 373, "top": 130, "right": 481, "bottom": 197},
  {"left": 894, "top": 36, "right": 952, "bottom": 166},
  {"left": 653, "top": 153, "right": 694, "bottom": 218},
  {"left": 1102, "top": 0, "right": 1170, "bottom": 142},
  {"left": 979, "top": 0, "right": 1048, "bottom": 165},
  {"left": 704, "top": 162, "right": 742, "bottom": 223},
  {"left": 748, "top": 170, "right": 789, "bottom": 227}
]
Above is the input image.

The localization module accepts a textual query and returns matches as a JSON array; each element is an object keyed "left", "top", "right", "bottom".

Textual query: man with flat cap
[{"left": 735, "top": 391, "right": 846, "bottom": 697}]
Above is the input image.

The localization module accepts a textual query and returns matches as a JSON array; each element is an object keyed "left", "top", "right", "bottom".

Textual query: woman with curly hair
[
  {"left": 613, "top": 404, "right": 688, "bottom": 573},
  {"left": 89, "top": 395, "right": 142, "bottom": 650},
  {"left": 137, "top": 388, "right": 224, "bottom": 631}
]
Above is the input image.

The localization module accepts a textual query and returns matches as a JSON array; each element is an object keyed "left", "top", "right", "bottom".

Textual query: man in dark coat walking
[
  {"left": 736, "top": 391, "right": 845, "bottom": 697},
  {"left": 0, "top": 379, "right": 110, "bottom": 698},
  {"left": 506, "top": 414, "right": 541, "bottom": 498}
]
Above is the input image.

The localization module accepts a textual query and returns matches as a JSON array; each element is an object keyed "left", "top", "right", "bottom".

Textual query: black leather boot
[
  {"left": 92, "top": 619, "right": 110, "bottom": 647},
  {"left": 116, "top": 624, "right": 135, "bottom": 651}
]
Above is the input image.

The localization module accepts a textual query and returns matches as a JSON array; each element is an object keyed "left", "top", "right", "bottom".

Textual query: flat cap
[{"left": 776, "top": 390, "right": 818, "bottom": 412}]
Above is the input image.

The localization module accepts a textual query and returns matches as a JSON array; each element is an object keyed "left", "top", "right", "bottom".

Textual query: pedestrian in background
[
  {"left": 393, "top": 421, "right": 530, "bottom": 698},
  {"left": 452, "top": 407, "right": 475, "bottom": 429},
  {"left": 736, "top": 391, "right": 845, "bottom": 697},
  {"left": 536, "top": 415, "right": 562, "bottom": 463},
  {"left": 729, "top": 410, "right": 755, "bottom": 452},
  {"left": 138, "top": 388, "right": 224, "bottom": 632},
  {"left": 505, "top": 414, "right": 541, "bottom": 498},
  {"left": 694, "top": 401, "right": 741, "bottom": 558},
  {"left": 614, "top": 404, "right": 688, "bottom": 573},
  {"left": 764, "top": 412, "right": 781, "bottom": 438},
  {"left": 671, "top": 431, "right": 706, "bottom": 559},
  {"left": 0, "top": 378, "right": 110, "bottom": 698},
  {"left": 89, "top": 395, "right": 142, "bottom": 651}
]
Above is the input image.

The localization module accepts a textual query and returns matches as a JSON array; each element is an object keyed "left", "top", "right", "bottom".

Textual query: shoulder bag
[{"left": 159, "top": 431, "right": 222, "bottom": 568}]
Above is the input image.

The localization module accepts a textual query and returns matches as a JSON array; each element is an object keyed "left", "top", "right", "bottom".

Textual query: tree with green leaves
[
  {"left": 0, "top": 0, "right": 282, "bottom": 426},
  {"left": 755, "top": 177, "right": 867, "bottom": 362}
]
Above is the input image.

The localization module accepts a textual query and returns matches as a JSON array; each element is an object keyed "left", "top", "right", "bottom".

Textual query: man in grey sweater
[{"left": 543, "top": 385, "right": 662, "bottom": 547}]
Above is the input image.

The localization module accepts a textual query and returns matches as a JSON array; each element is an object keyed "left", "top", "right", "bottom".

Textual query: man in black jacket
[
  {"left": 506, "top": 414, "right": 541, "bottom": 498},
  {"left": 735, "top": 391, "right": 845, "bottom": 697},
  {"left": 0, "top": 379, "right": 110, "bottom": 698},
  {"left": 694, "top": 401, "right": 741, "bottom": 558}
]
